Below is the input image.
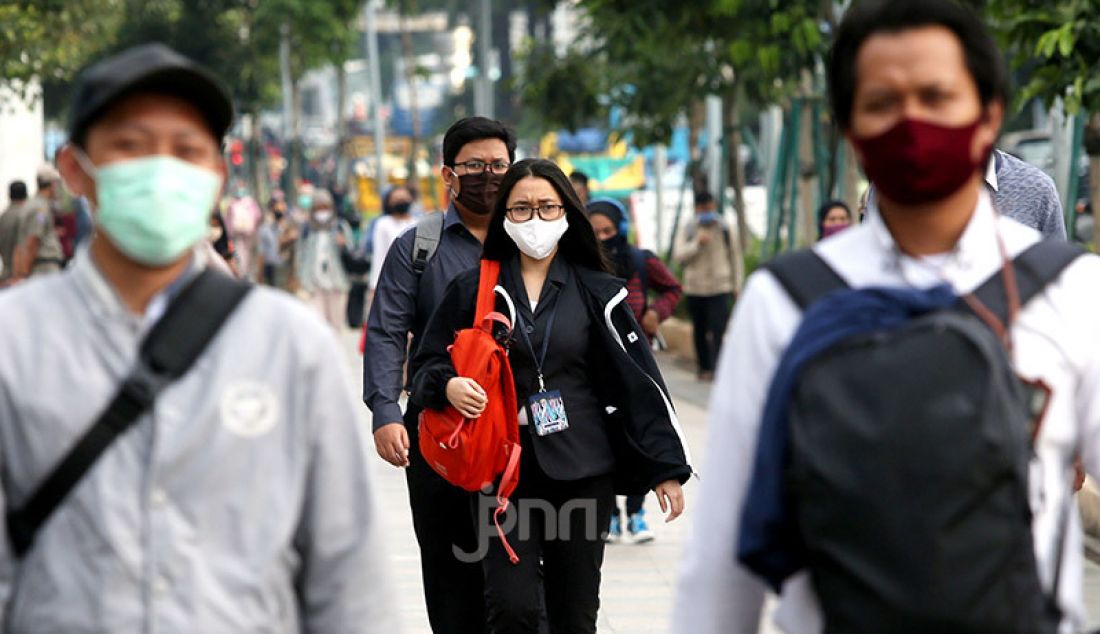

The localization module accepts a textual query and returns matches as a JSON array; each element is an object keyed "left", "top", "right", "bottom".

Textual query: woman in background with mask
[
  {"left": 817, "top": 199, "right": 854, "bottom": 240},
  {"left": 296, "top": 189, "right": 352, "bottom": 330},
  {"left": 411, "top": 158, "right": 692, "bottom": 634},
  {"left": 587, "top": 197, "right": 683, "bottom": 545},
  {"left": 368, "top": 184, "right": 418, "bottom": 295}
]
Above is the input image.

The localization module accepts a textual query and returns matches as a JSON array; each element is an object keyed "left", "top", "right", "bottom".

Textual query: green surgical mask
[{"left": 77, "top": 152, "right": 223, "bottom": 266}]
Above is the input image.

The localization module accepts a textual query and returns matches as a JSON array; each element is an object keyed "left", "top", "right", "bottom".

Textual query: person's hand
[
  {"left": 641, "top": 309, "right": 661, "bottom": 338},
  {"left": 1075, "top": 458, "right": 1086, "bottom": 492},
  {"left": 655, "top": 480, "right": 685, "bottom": 522},
  {"left": 447, "top": 377, "right": 488, "bottom": 419},
  {"left": 336, "top": 233, "right": 347, "bottom": 248},
  {"left": 697, "top": 231, "right": 712, "bottom": 246},
  {"left": 374, "top": 423, "right": 410, "bottom": 468}
]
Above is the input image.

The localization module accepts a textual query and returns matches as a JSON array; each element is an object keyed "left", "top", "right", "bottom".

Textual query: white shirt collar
[
  {"left": 985, "top": 152, "right": 999, "bottom": 192},
  {"left": 862, "top": 187, "right": 998, "bottom": 279}
]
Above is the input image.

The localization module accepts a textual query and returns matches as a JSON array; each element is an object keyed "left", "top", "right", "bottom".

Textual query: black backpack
[{"left": 762, "top": 241, "right": 1082, "bottom": 634}]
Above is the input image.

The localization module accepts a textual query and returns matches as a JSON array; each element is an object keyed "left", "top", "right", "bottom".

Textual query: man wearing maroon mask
[{"left": 674, "top": 1, "right": 1100, "bottom": 632}]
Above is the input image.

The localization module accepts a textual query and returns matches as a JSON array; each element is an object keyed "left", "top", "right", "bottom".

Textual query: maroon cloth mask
[
  {"left": 821, "top": 224, "right": 850, "bottom": 239},
  {"left": 853, "top": 117, "right": 985, "bottom": 206}
]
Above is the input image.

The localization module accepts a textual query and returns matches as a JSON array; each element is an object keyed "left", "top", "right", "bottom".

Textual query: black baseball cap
[{"left": 68, "top": 43, "right": 234, "bottom": 146}]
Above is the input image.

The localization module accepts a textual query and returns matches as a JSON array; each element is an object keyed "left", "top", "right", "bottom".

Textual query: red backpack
[{"left": 419, "top": 259, "right": 523, "bottom": 563}]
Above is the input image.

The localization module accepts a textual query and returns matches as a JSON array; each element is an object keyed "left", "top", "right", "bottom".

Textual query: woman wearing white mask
[
  {"left": 411, "top": 158, "right": 692, "bottom": 634},
  {"left": 296, "top": 189, "right": 352, "bottom": 330}
]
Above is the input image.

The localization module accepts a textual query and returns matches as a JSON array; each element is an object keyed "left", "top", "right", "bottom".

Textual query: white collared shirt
[{"left": 673, "top": 190, "right": 1100, "bottom": 634}]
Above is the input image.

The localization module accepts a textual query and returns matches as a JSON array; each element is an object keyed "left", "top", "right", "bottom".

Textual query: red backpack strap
[
  {"left": 493, "top": 442, "right": 523, "bottom": 565},
  {"left": 475, "top": 259, "right": 501, "bottom": 325}
]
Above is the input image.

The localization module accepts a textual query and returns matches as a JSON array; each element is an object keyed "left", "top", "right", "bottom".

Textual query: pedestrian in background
[
  {"left": 369, "top": 184, "right": 418, "bottom": 296},
  {"left": 673, "top": 191, "right": 737, "bottom": 381},
  {"left": 0, "top": 181, "right": 30, "bottom": 286},
  {"left": 364, "top": 116, "right": 517, "bottom": 634},
  {"left": 297, "top": 189, "right": 352, "bottom": 331},
  {"left": 17, "top": 165, "right": 66, "bottom": 278},
  {"left": 412, "top": 158, "right": 690, "bottom": 634},
  {"left": 817, "top": 200, "right": 854, "bottom": 241},
  {"left": 225, "top": 182, "right": 263, "bottom": 279},
  {"left": 587, "top": 196, "right": 683, "bottom": 545},
  {"left": 0, "top": 42, "right": 394, "bottom": 633},
  {"left": 570, "top": 170, "right": 590, "bottom": 206}
]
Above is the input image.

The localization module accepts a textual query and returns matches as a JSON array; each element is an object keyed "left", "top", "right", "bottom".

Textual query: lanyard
[{"left": 516, "top": 298, "right": 559, "bottom": 392}]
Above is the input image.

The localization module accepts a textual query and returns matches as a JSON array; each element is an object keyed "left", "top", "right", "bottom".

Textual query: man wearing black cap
[{"left": 0, "top": 44, "right": 395, "bottom": 632}]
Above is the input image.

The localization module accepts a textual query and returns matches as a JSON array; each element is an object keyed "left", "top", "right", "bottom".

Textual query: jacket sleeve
[
  {"left": 295, "top": 328, "right": 400, "bottom": 634},
  {"left": 362, "top": 232, "right": 418, "bottom": 430},
  {"left": 644, "top": 254, "right": 683, "bottom": 321},
  {"left": 607, "top": 299, "right": 692, "bottom": 488},
  {"left": 409, "top": 272, "right": 476, "bottom": 411}
]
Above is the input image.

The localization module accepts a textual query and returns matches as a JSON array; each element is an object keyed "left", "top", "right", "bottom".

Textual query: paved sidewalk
[{"left": 342, "top": 332, "right": 1100, "bottom": 632}]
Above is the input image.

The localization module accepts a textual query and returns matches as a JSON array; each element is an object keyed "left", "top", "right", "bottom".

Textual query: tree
[
  {"left": 515, "top": 0, "right": 830, "bottom": 261},
  {"left": 0, "top": 0, "right": 123, "bottom": 104},
  {"left": 985, "top": 0, "right": 1100, "bottom": 246}
]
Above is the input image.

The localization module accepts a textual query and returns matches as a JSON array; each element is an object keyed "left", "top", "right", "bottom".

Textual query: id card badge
[{"left": 528, "top": 390, "right": 570, "bottom": 437}]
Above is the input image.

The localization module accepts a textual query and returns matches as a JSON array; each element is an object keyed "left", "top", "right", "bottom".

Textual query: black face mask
[
  {"left": 387, "top": 201, "right": 412, "bottom": 216},
  {"left": 600, "top": 234, "right": 633, "bottom": 278},
  {"left": 453, "top": 171, "right": 503, "bottom": 216}
]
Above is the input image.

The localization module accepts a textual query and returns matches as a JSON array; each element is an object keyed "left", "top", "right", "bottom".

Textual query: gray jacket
[{"left": 0, "top": 247, "right": 396, "bottom": 633}]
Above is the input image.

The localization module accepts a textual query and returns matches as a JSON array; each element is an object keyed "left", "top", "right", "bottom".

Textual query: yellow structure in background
[
  {"left": 346, "top": 136, "right": 448, "bottom": 214},
  {"left": 540, "top": 132, "right": 645, "bottom": 199}
]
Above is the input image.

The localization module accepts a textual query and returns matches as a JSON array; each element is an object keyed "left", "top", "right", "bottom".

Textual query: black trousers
[
  {"left": 687, "top": 293, "right": 734, "bottom": 373},
  {"left": 345, "top": 281, "right": 368, "bottom": 328},
  {"left": 478, "top": 432, "right": 614, "bottom": 634},
  {"left": 404, "top": 406, "right": 488, "bottom": 634}
]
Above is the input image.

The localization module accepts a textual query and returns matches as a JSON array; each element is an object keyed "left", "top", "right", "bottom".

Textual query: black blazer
[{"left": 410, "top": 258, "right": 693, "bottom": 494}]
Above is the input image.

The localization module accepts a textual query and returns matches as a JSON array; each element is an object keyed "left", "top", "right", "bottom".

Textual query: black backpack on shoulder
[{"left": 762, "top": 241, "right": 1082, "bottom": 634}]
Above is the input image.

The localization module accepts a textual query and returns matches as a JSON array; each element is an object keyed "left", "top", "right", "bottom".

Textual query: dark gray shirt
[{"left": 363, "top": 205, "right": 482, "bottom": 430}]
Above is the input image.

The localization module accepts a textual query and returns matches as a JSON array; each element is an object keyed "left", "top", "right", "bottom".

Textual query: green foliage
[
  {"left": 6, "top": 0, "right": 364, "bottom": 117},
  {"left": 515, "top": 0, "right": 829, "bottom": 146},
  {"left": 987, "top": 0, "right": 1100, "bottom": 116},
  {"left": 0, "top": 0, "right": 123, "bottom": 101}
]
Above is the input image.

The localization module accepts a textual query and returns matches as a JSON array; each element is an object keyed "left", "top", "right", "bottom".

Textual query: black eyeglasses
[
  {"left": 451, "top": 160, "right": 511, "bottom": 175},
  {"left": 506, "top": 204, "right": 566, "bottom": 223}
]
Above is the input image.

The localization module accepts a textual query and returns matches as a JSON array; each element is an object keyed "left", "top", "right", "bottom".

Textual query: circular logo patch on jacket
[{"left": 220, "top": 381, "right": 279, "bottom": 438}]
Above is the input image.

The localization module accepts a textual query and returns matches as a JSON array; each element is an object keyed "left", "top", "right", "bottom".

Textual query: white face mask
[
  {"left": 313, "top": 211, "right": 333, "bottom": 224},
  {"left": 503, "top": 216, "right": 569, "bottom": 261}
]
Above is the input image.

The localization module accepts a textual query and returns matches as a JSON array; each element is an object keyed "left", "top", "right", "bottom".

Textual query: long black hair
[{"left": 482, "top": 158, "right": 611, "bottom": 273}]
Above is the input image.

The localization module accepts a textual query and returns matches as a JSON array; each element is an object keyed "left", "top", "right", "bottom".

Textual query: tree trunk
[
  {"left": 797, "top": 98, "right": 818, "bottom": 246},
  {"left": 843, "top": 139, "right": 863, "bottom": 217},
  {"left": 1086, "top": 116, "right": 1100, "bottom": 250},
  {"left": 400, "top": 10, "right": 421, "bottom": 184},
  {"left": 290, "top": 77, "right": 302, "bottom": 192},
  {"left": 689, "top": 99, "right": 707, "bottom": 193},
  {"left": 249, "top": 108, "right": 264, "bottom": 201},
  {"left": 493, "top": 2, "right": 513, "bottom": 122},
  {"left": 722, "top": 89, "right": 748, "bottom": 293},
  {"left": 335, "top": 62, "right": 348, "bottom": 143}
]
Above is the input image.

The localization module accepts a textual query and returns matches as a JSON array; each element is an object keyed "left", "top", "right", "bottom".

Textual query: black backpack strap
[
  {"left": 6, "top": 270, "right": 251, "bottom": 557},
  {"left": 411, "top": 211, "right": 445, "bottom": 275},
  {"left": 761, "top": 249, "right": 850, "bottom": 310},
  {"left": 969, "top": 240, "right": 1085, "bottom": 325}
]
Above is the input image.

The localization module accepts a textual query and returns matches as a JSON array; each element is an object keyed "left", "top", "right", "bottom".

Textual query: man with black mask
[
  {"left": 587, "top": 197, "right": 682, "bottom": 545},
  {"left": 364, "top": 116, "right": 516, "bottom": 633}
]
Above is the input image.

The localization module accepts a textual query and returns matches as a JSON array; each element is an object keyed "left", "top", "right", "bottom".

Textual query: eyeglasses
[
  {"left": 506, "top": 204, "right": 566, "bottom": 223},
  {"left": 451, "top": 160, "right": 511, "bottom": 175}
]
